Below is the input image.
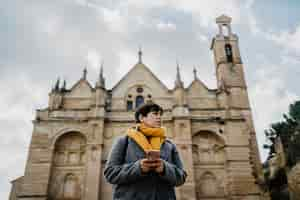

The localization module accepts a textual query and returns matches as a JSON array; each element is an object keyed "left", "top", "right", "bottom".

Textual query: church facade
[{"left": 10, "top": 15, "right": 270, "bottom": 200}]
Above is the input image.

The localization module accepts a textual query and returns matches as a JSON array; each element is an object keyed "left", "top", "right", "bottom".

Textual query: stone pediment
[
  {"left": 187, "top": 79, "right": 211, "bottom": 97},
  {"left": 112, "top": 63, "right": 169, "bottom": 97},
  {"left": 67, "top": 79, "right": 93, "bottom": 98}
]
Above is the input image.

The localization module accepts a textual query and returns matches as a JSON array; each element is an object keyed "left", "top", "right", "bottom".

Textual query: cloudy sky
[{"left": 1, "top": 0, "right": 300, "bottom": 198}]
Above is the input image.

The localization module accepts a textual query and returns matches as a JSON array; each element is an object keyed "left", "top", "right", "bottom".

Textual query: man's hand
[
  {"left": 140, "top": 159, "right": 164, "bottom": 174},
  {"left": 154, "top": 159, "right": 164, "bottom": 174},
  {"left": 140, "top": 159, "right": 159, "bottom": 173}
]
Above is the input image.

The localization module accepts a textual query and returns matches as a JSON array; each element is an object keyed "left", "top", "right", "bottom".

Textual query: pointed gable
[
  {"left": 112, "top": 63, "right": 169, "bottom": 97},
  {"left": 187, "top": 79, "right": 211, "bottom": 97},
  {"left": 67, "top": 79, "right": 93, "bottom": 98},
  {"left": 186, "top": 79, "right": 217, "bottom": 109}
]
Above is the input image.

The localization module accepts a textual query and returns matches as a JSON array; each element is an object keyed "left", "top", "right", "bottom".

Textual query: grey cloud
[{"left": 1, "top": 0, "right": 300, "bottom": 199}]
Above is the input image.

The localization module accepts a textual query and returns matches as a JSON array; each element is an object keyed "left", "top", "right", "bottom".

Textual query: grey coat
[{"left": 103, "top": 135, "right": 187, "bottom": 200}]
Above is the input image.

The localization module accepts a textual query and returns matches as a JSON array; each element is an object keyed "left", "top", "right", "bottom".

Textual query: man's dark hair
[{"left": 135, "top": 103, "right": 163, "bottom": 123}]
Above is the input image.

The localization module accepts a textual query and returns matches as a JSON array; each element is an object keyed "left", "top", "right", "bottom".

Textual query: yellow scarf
[{"left": 127, "top": 123, "right": 166, "bottom": 152}]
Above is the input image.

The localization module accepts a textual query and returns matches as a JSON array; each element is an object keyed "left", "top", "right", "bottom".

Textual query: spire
[
  {"left": 82, "top": 67, "right": 87, "bottom": 80},
  {"left": 96, "top": 61, "right": 105, "bottom": 88},
  {"left": 176, "top": 61, "right": 181, "bottom": 79},
  {"left": 100, "top": 62, "right": 103, "bottom": 77},
  {"left": 138, "top": 46, "right": 143, "bottom": 64},
  {"left": 175, "top": 61, "right": 184, "bottom": 88},
  {"left": 193, "top": 67, "right": 198, "bottom": 80},
  {"left": 54, "top": 77, "right": 60, "bottom": 92},
  {"left": 61, "top": 79, "right": 66, "bottom": 92}
]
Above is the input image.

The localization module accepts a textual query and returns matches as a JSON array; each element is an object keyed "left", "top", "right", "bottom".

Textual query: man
[{"left": 104, "top": 103, "right": 187, "bottom": 200}]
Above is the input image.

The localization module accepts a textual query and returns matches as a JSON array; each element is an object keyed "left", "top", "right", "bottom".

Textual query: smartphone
[{"left": 146, "top": 150, "right": 160, "bottom": 161}]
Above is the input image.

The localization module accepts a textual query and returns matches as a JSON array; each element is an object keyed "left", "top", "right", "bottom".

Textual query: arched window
[
  {"left": 222, "top": 25, "right": 230, "bottom": 36},
  {"left": 225, "top": 44, "right": 233, "bottom": 63},
  {"left": 135, "top": 95, "right": 144, "bottom": 108},
  {"left": 127, "top": 100, "right": 133, "bottom": 111}
]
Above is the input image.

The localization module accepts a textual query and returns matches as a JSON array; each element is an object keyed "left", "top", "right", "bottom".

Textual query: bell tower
[
  {"left": 211, "top": 15, "right": 265, "bottom": 198},
  {"left": 211, "top": 14, "right": 250, "bottom": 109}
]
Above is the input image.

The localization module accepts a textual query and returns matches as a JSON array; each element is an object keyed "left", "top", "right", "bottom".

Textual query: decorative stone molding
[{"left": 50, "top": 127, "right": 88, "bottom": 150}]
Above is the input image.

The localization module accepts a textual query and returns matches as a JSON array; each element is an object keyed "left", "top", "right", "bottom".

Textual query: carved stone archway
[
  {"left": 192, "top": 131, "right": 226, "bottom": 165},
  {"left": 192, "top": 131, "right": 226, "bottom": 199},
  {"left": 48, "top": 132, "right": 87, "bottom": 200}
]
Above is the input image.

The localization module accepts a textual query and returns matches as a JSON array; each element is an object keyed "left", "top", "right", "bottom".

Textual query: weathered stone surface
[
  {"left": 288, "top": 163, "right": 300, "bottom": 200},
  {"left": 10, "top": 15, "right": 268, "bottom": 200}
]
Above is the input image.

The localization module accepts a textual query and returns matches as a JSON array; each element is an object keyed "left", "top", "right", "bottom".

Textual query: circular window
[
  {"left": 137, "top": 87, "right": 143, "bottom": 93},
  {"left": 148, "top": 94, "right": 152, "bottom": 98},
  {"left": 128, "top": 94, "right": 132, "bottom": 98}
]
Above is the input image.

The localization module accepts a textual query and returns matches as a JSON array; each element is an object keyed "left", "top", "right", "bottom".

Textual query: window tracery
[{"left": 125, "top": 86, "right": 153, "bottom": 110}]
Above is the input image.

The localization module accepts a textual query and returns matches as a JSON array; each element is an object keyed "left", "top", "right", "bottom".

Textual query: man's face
[{"left": 141, "top": 111, "right": 162, "bottom": 128}]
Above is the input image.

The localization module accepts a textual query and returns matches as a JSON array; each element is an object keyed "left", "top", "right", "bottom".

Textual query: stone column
[
  {"left": 172, "top": 107, "right": 196, "bottom": 200},
  {"left": 84, "top": 120, "right": 104, "bottom": 200}
]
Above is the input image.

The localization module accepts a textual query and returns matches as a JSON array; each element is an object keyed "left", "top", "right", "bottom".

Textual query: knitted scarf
[{"left": 127, "top": 123, "right": 166, "bottom": 152}]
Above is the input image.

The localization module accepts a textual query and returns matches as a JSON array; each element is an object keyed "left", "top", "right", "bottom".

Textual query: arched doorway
[
  {"left": 48, "top": 132, "right": 86, "bottom": 200},
  {"left": 192, "top": 131, "right": 226, "bottom": 199}
]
